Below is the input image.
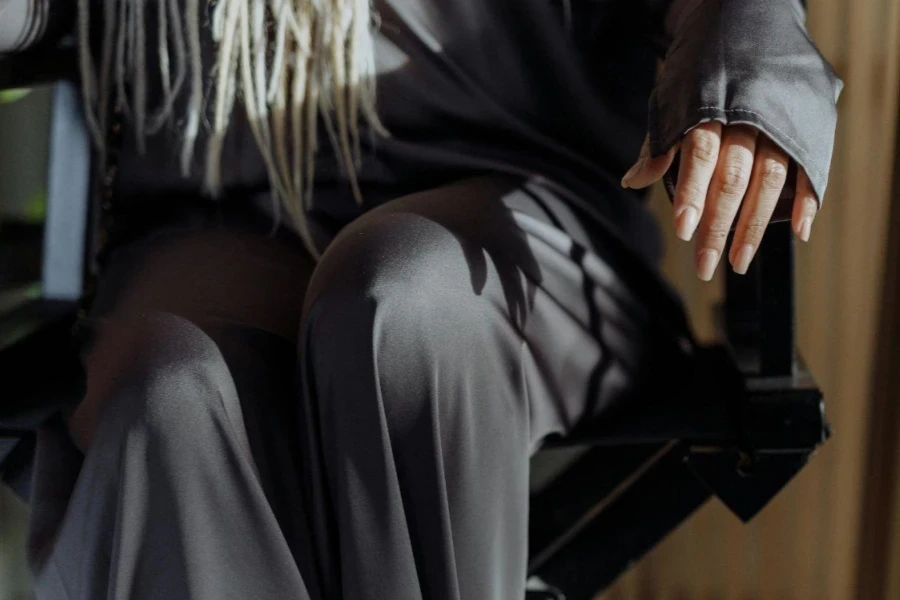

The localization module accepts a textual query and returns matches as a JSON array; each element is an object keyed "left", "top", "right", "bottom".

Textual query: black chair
[
  {"left": 0, "top": 44, "right": 828, "bottom": 600},
  {"left": 524, "top": 223, "right": 827, "bottom": 599}
]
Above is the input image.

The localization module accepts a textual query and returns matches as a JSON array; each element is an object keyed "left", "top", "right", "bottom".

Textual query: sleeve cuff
[{"left": 648, "top": 0, "right": 843, "bottom": 208}]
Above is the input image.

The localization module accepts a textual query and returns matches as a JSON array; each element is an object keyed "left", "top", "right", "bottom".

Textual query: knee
[
  {"left": 299, "top": 211, "right": 498, "bottom": 415},
  {"left": 77, "top": 313, "right": 235, "bottom": 449},
  {"left": 301, "top": 210, "right": 490, "bottom": 353}
]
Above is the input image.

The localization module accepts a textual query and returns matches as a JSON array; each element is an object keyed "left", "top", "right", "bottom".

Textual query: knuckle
[
  {"left": 742, "top": 217, "right": 769, "bottom": 241},
  {"left": 688, "top": 130, "right": 720, "bottom": 165},
  {"left": 759, "top": 159, "right": 788, "bottom": 190},
  {"left": 703, "top": 225, "right": 731, "bottom": 247},
  {"left": 679, "top": 180, "right": 707, "bottom": 201},
  {"left": 719, "top": 163, "right": 752, "bottom": 196}
]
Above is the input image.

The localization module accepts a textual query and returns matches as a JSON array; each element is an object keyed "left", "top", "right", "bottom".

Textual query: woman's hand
[{"left": 621, "top": 122, "right": 820, "bottom": 281}]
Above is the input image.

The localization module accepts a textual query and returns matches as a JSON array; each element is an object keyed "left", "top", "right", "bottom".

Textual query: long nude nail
[
  {"left": 799, "top": 217, "right": 812, "bottom": 242},
  {"left": 675, "top": 206, "right": 700, "bottom": 241},
  {"left": 621, "top": 158, "right": 644, "bottom": 188},
  {"left": 731, "top": 244, "right": 755, "bottom": 275},
  {"left": 697, "top": 249, "right": 720, "bottom": 282}
]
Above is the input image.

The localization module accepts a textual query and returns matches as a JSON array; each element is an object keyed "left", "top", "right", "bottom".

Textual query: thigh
[
  {"left": 86, "top": 224, "right": 316, "bottom": 338},
  {"left": 67, "top": 223, "right": 315, "bottom": 449},
  {"left": 304, "top": 174, "right": 696, "bottom": 447},
  {"left": 61, "top": 225, "right": 320, "bottom": 571},
  {"left": 39, "top": 218, "right": 326, "bottom": 595}
]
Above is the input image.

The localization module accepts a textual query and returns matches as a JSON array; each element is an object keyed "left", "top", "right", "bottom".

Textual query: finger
[
  {"left": 673, "top": 121, "right": 723, "bottom": 242},
  {"left": 728, "top": 135, "right": 790, "bottom": 274},
  {"left": 621, "top": 134, "right": 679, "bottom": 189},
  {"left": 694, "top": 124, "right": 758, "bottom": 281},
  {"left": 791, "top": 168, "right": 819, "bottom": 242}
]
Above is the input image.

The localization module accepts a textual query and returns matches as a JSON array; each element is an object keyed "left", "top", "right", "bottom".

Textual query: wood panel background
[{"left": 606, "top": 0, "right": 900, "bottom": 598}]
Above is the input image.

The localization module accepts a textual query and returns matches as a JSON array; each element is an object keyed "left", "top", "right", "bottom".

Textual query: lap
[
  {"left": 70, "top": 174, "right": 688, "bottom": 451},
  {"left": 29, "top": 174, "right": 692, "bottom": 598},
  {"left": 311, "top": 174, "right": 683, "bottom": 325},
  {"left": 303, "top": 174, "right": 693, "bottom": 442}
]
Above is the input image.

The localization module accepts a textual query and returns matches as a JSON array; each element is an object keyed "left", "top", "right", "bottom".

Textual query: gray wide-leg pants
[{"left": 26, "top": 175, "right": 693, "bottom": 600}]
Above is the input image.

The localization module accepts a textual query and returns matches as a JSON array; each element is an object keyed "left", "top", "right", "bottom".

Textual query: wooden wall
[{"left": 606, "top": 0, "right": 900, "bottom": 598}]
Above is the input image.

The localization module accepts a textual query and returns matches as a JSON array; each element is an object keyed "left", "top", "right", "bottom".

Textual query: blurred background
[
  {"left": 2, "top": 0, "right": 900, "bottom": 598},
  {"left": 0, "top": 86, "right": 53, "bottom": 600},
  {"left": 0, "top": 84, "right": 52, "bottom": 600}
]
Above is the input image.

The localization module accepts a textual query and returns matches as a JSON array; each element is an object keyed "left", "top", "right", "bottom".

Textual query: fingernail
[
  {"left": 697, "top": 249, "right": 720, "bottom": 282},
  {"left": 621, "top": 159, "right": 644, "bottom": 188},
  {"left": 675, "top": 206, "right": 700, "bottom": 241},
  {"left": 799, "top": 216, "right": 812, "bottom": 242},
  {"left": 731, "top": 244, "right": 755, "bottom": 275}
]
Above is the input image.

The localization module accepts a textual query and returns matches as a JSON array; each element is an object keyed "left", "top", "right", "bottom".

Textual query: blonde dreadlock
[{"left": 76, "top": 0, "right": 387, "bottom": 258}]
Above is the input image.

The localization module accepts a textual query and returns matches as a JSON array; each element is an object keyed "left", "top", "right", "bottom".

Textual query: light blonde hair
[{"left": 76, "top": 0, "right": 387, "bottom": 257}]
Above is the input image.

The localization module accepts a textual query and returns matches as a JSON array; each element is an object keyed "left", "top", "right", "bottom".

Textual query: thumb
[{"left": 621, "top": 135, "right": 678, "bottom": 189}]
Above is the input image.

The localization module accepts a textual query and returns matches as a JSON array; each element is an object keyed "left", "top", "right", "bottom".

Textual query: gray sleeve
[
  {"left": 0, "top": 0, "right": 72, "bottom": 53},
  {"left": 648, "top": 0, "right": 844, "bottom": 206}
]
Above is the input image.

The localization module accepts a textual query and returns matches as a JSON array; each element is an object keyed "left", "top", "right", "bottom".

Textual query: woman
[{"left": 2, "top": 0, "right": 841, "bottom": 598}]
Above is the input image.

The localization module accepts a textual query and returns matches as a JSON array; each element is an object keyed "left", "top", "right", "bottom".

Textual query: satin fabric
[{"left": 27, "top": 175, "right": 693, "bottom": 600}]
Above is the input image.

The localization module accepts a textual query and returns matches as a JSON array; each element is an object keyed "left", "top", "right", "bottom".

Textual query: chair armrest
[
  {"left": 528, "top": 347, "right": 828, "bottom": 599},
  {"left": 723, "top": 220, "right": 796, "bottom": 376}
]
